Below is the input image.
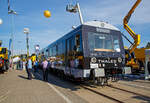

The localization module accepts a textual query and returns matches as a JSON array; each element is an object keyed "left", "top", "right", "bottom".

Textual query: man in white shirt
[{"left": 42, "top": 59, "right": 48, "bottom": 81}]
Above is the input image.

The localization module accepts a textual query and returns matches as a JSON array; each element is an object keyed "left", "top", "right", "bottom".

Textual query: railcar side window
[
  {"left": 46, "top": 49, "right": 49, "bottom": 57},
  {"left": 49, "top": 48, "right": 52, "bottom": 56},
  {"left": 56, "top": 45, "right": 58, "bottom": 55},
  {"left": 58, "top": 42, "right": 63, "bottom": 55},
  {"left": 52, "top": 46, "right": 56, "bottom": 56},
  {"left": 75, "top": 34, "right": 81, "bottom": 52},
  {"left": 66, "top": 37, "right": 74, "bottom": 53}
]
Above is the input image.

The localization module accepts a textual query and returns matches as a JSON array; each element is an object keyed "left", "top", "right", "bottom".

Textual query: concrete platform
[{"left": 0, "top": 70, "right": 86, "bottom": 103}]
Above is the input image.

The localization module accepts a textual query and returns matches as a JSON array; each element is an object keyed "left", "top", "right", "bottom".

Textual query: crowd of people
[
  {"left": 25, "top": 56, "right": 50, "bottom": 81},
  {"left": 10, "top": 55, "right": 150, "bottom": 81}
]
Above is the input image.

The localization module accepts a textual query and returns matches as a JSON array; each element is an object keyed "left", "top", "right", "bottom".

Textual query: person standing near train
[
  {"left": 27, "top": 56, "right": 33, "bottom": 80},
  {"left": 147, "top": 58, "right": 150, "bottom": 80},
  {"left": 42, "top": 59, "right": 48, "bottom": 81},
  {"left": 33, "top": 60, "right": 38, "bottom": 73}
]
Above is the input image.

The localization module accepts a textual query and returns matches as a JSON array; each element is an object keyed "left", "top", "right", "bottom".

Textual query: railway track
[
  {"left": 80, "top": 82, "right": 150, "bottom": 103},
  {"left": 117, "top": 81, "right": 150, "bottom": 91},
  {"left": 80, "top": 85, "right": 124, "bottom": 103},
  {"left": 129, "top": 80, "right": 150, "bottom": 84},
  {"left": 107, "top": 84, "right": 150, "bottom": 101},
  {"left": 121, "top": 77, "right": 150, "bottom": 84},
  {"left": 38, "top": 70, "right": 150, "bottom": 102}
]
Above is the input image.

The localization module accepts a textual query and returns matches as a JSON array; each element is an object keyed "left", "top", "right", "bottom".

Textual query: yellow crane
[
  {"left": 123, "top": 0, "right": 141, "bottom": 54},
  {"left": 0, "top": 41, "right": 9, "bottom": 73},
  {"left": 123, "top": 0, "right": 142, "bottom": 73}
]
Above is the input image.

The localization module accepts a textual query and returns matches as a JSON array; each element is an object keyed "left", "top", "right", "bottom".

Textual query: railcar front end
[{"left": 79, "top": 21, "right": 125, "bottom": 84}]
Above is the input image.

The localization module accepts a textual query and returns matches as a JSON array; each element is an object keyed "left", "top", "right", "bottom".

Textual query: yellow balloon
[{"left": 44, "top": 10, "right": 51, "bottom": 18}]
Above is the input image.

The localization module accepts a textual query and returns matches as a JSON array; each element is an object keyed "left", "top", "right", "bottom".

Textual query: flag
[{"left": 9, "top": 38, "right": 12, "bottom": 50}]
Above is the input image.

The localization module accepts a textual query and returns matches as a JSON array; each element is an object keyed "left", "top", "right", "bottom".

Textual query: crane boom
[{"left": 123, "top": 0, "right": 141, "bottom": 54}]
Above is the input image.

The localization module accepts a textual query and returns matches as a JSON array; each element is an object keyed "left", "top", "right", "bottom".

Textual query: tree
[{"left": 146, "top": 42, "right": 150, "bottom": 48}]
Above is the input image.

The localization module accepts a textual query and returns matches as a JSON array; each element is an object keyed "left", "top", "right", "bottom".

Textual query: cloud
[
  {"left": 1, "top": 0, "right": 150, "bottom": 55},
  {"left": 81, "top": 0, "right": 150, "bottom": 48},
  {"left": 82, "top": 0, "right": 150, "bottom": 25}
]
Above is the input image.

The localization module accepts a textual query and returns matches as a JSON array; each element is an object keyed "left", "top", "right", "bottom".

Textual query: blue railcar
[{"left": 41, "top": 21, "right": 125, "bottom": 85}]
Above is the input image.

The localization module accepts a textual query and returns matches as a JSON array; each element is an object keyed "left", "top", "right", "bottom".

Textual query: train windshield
[{"left": 88, "top": 32, "right": 121, "bottom": 52}]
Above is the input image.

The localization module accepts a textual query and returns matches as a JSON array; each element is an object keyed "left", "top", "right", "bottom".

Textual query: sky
[{"left": 0, "top": 0, "right": 150, "bottom": 55}]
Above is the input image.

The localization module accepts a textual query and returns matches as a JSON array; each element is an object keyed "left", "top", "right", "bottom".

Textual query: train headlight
[
  {"left": 115, "top": 64, "right": 117, "bottom": 66},
  {"left": 118, "top": 57, "right": 122, "bottom": 63},
  {"left": 102, "top": 64, "right": 105, "bottom": 67},
  {"left": 91, "top": 57, "right": 97, "bottom": 63}
]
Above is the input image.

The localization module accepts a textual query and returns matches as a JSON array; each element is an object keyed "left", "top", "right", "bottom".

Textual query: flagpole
[{"left": 8, "top": 0, "right": 17, "bottom": 69}]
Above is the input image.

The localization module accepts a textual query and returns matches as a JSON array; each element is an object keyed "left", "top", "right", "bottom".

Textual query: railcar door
[{"left": 65, "top": 36, "right": 74, "bottom": 75}]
